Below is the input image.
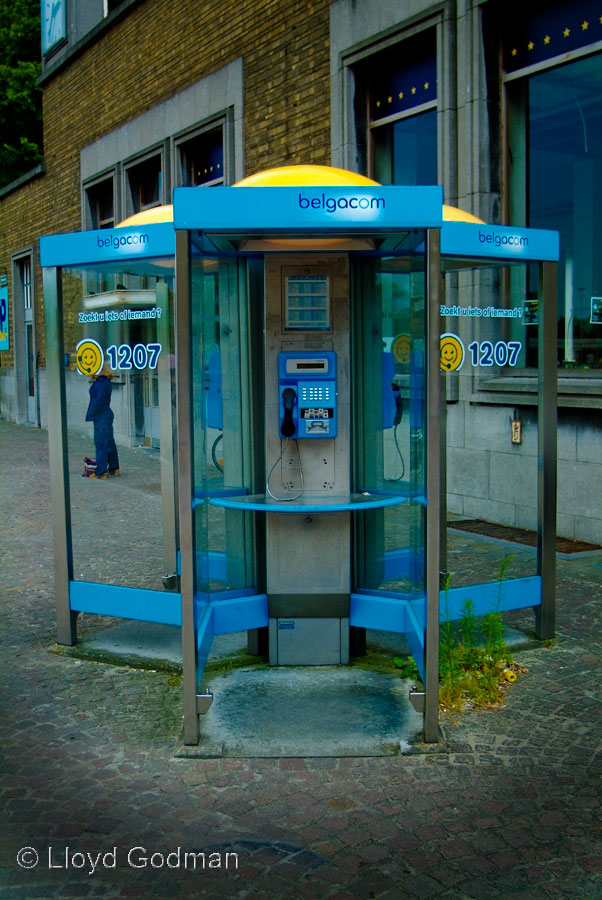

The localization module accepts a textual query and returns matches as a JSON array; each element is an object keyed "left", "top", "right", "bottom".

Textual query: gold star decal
[
  {"left": 398, "top": 91, "right": 404, "bottom": 99},
  {"left": 388, "top": 96, "right": 392, "bottom": 103},
  {"left": 411, "top": 86, "right": 416, "bottom": 94},
  {"left": 544, "top": 35, "right": 550, "bottom": 44},
  {"left": 563, "top": 27, "right": 570, "bottom": 37},
  {"left": 376, "top": 100, "right": 381, "bottom": 107},
  {"left": 424, "top": 81, "right": 429, "bottom": 90},
  {"left": 582, "top": 20, "right": 589, "bottom": 30},
  {"left": 528, "top": 41, "right": 534, "bottom": 50},
  {"left": 512, "top": 48, "right": 518, "bottom": 56}
]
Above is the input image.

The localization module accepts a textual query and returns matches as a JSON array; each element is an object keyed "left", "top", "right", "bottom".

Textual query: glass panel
[
  {"left": 20, "top": 258, "right": 32, "bottom": 309},
  {"left": 60, "top": 262, "right": 177, "bottom": 589},
  {"left": 442, "top": 263, "right": 538, "bottom": 588},
  {"left": 353, "top": 252, "right": 427, "bottom": 599},
  {"left": 373, "top": 109, "right": 438, "bottom": 186},
  {"left": 26, "top": 323, "right": 35, "bottom": 397},
  {"left": 190, "top": 256, "right": 259, "bottom": 596}
]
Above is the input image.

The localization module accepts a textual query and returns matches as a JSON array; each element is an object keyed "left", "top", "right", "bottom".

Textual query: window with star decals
[
  {"left": 356, "top": 28, "right": 438, "bottom": 186},
  {"left": 176, "top": 125, "right": 225, "bottom": 187}
]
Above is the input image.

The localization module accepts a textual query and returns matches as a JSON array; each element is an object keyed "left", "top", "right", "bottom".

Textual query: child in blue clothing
[{"left": 86, "top": 363, "right": 120, "bottom": 479}]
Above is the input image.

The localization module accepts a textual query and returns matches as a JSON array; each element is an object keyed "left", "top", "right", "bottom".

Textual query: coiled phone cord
[
  {"left": 385, "top": 422, "right": 406, "bottom": 482},
  {"left": 266, "top": 438, "right": 305, "bottom": 501}
]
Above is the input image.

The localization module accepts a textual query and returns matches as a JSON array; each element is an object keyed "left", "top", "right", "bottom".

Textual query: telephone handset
[
  {"left": 278, "top": 351, "right": 337, "bottom": 439},
  {"left": 280, "top": 387, "right": 297, "bottom": 438}
]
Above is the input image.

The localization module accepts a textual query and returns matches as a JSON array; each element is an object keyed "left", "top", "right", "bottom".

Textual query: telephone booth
[
  {"left": 40, "top": 221, "right": 181, "bottom": 639},
  {"left": 40, "top": 166, "right": 559, "bottom": 748}
]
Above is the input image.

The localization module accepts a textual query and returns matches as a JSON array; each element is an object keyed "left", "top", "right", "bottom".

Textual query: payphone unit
[{"left": 278, "top": 351, "right": 337, "bottom": 439}]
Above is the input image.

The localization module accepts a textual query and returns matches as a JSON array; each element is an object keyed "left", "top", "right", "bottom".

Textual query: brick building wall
[
  {"left": 41, "top": 0, "right": 331, "bottom": 234},
  {"left": 0, "top": 0, "right": 331, "bottom": 405}
]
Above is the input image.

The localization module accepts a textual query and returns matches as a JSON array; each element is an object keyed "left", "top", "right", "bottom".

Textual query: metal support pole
[
  {"left": 536, "top": 261, "right": 557, "bottom": 640},
  {"left": 43, "top": 266, "right": 76, "bottom": 645},
  {"left": 424, "top": 229, "right": 441, "bottom": 742},
  {"left": 439, "top": 273, "right": 447, "bottom": 584},
  {"left": 175, "top": 230, "right": 199, "bottom": 745},
  {"left": 156, "top": 280, "right": 179, "bottom": 587}
]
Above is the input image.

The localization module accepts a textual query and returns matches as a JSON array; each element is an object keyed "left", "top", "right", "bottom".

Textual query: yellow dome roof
[
  {"left": 442, "top": 205, "right": 485, "bottom": 224},
  {"left": 116, "top": 206, "right": 174, "bottom": 227},
  {"left": 234, "top": 165, "right": 380, "bottom": 187},
  {"left": 115, "top": 167, "right": 485, "bottom": 228}
]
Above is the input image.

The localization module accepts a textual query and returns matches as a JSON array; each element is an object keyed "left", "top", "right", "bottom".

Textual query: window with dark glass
[
  {"left": 18, "top": 257, "right": 32, "bottom": 311},
  {"left": 177, "top": 127, "right": 224, "bottom": 186},
  {"left": 126, "top": 155, "right": 162, "bottom": 214},
  {"left": 85, "top": 178, "right": 114, "bottom": 230},
  {"left": 505, "top": 1, "right": 602, "bottom": 371}
]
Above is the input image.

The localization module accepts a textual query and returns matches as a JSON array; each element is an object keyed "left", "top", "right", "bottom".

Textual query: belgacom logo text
[{"left": 298, "top": 193, "right": 385, "bottom": 213}]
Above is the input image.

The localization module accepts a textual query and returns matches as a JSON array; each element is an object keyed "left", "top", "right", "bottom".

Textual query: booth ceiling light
[{"left": 237, "top": 237, "right": 376, "bottom": 251}]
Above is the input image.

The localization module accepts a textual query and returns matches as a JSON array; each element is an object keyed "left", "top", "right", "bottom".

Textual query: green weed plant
[{"left": 438, "top": 555, "right": 516, "bottom": 712}]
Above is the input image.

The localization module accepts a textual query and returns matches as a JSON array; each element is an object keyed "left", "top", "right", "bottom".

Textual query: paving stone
[{"left": 1, "top": 421, "right": 601, "bottom": 900}]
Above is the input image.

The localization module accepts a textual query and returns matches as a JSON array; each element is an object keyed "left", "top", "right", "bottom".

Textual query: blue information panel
[{"left": 0, "top": 283, "right": 9, "bottom": 351}]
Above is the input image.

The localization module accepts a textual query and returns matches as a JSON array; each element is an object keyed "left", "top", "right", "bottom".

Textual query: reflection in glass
[
  {"left": 191, "top": 257, "right": 261, "bottom": 598},
  {"left": 352, "top": 255, "right": 427, "bottom": 602},
  {"left": 61, "top": 264, "right": 177, "bottom": 589},
  {"left": 442, "top": 263, "right": 538, "bottom": 588}
]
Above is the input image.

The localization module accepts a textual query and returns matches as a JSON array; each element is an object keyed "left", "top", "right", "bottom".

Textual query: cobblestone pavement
[{"left": 1, "top": 421, "right": 601, "bottom": 900}]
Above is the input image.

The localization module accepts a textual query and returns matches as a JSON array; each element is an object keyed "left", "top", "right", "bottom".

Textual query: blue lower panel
[
  {"left": 440, "top": 576, "right": 541, "bottom": 621},
  {"left": 350, "top": 591, "right": 413, "bottom": 634},
  {"left": 350, "top": 591, "right": 426, "bottom": 680},
  {"left": 212, "top": 593, "right": 269, "bottom": 635},
  {"left": 193, "top": 593, "right": 268, "bottom": 687},
  {"left": 69, "top": 581, "right": 182, "bottom": 626}
]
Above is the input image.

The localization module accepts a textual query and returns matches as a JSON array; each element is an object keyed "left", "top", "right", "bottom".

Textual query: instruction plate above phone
[{"left": 284, "top": 275, "right": 330, "bottom": 331}]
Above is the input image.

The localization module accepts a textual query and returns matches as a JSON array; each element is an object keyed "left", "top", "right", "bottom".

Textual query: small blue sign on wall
[{"left": 0, "top": 281, "right": 9, "bottom": 351}]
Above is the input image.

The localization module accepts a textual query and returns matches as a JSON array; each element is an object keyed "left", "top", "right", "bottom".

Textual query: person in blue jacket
[{"left": 86, "top": 363, "right": 120, "bottom": 479}]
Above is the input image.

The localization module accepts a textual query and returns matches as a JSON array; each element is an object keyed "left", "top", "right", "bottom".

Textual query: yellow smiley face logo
[
  {"left": 392, "top": 334, "right": 411, "bottom": 367},
  {"left": 440, "top": 333, "right": 464, "bottom": 372},
  {"left": 75, "top": 338, "right": 104, "bottom": 376}
]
